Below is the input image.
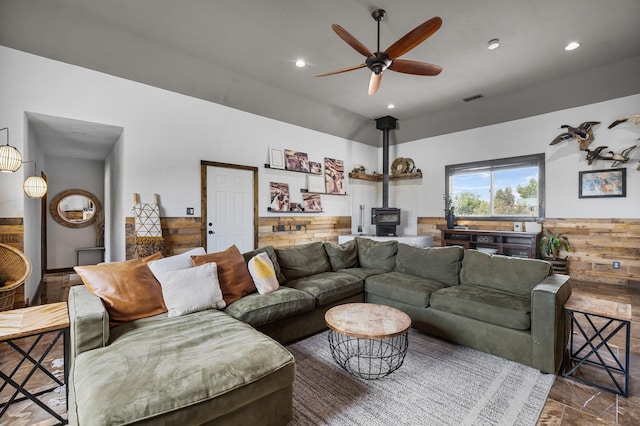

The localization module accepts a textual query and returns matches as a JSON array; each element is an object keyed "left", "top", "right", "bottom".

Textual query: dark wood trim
[
  {"left": 200, "top": 160, "right": 259, "bottom": 251},
  {"left": 46, "top": 267, "right": 75, "bottom": 274},
  {"left": 0, "top": 217, "right": 24, "bottom": 225}
]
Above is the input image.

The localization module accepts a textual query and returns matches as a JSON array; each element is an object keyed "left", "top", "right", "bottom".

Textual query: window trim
[{"left": 445, "top": 153, "right": 545, "bottom": 221}]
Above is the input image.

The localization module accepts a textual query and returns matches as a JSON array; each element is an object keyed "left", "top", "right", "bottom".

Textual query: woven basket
[{"left": 0, "top": 243, "right": 32, "bottom": 311}]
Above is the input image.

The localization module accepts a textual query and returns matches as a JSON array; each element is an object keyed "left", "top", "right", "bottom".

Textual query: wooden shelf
[
  {"left": 349, "top": 172, "right": 422, "bottom": 181},
  {"left": 300, "top": 189, "right": 347, "bottom": 196}
]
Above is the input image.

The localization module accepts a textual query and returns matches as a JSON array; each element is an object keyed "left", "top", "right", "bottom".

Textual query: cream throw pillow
[
  {"left": 248, "top": 252, "right": 280, "bottom": 295},
  {"left": 148, "top": 247, "right": 206, "bottom": 278},
  {"left": 155, "top": 262, "right": 226, "bottom": 317}
]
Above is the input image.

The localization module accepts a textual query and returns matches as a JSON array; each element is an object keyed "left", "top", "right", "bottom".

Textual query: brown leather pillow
[
  {"left": 75, "top": 252, "right": 167, "bottom": 327},
  {"left": 191, "top": 245, "right": 256, "bottom": 305}
]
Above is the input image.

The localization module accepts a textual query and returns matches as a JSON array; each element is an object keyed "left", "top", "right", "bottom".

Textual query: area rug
[{"left": 287, "top": 329, "right": 554, "bottom": 426}]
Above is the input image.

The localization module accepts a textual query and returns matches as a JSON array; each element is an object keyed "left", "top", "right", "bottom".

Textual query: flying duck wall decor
[
  {"left": 584, "top": 146, "right": 609, "bottom": 165},
  {"left": 549, "top": 121, "right": 600, "bottom": 151},
  {"left": 607, "top": 145, "right": 637, "bottom": 167},
  {"left": 608, "top": 114, "right": 640, "bottom": 129}
]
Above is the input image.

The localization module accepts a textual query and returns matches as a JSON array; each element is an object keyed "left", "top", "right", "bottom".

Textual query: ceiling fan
[{"left": 316, "top": 9, "right": 443, "bottom": 95}]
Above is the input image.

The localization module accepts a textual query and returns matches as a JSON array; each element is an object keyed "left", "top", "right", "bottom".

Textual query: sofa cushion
[
  {"left": 275, "top": 242, "right": 331, "bottom": 281},
  {"left": 71, "top": 310, "right": 295, "bottom": 425},
  {"left": 155, "top": 262, "right": 226, "bottom": 317},
  {"left": 243, "top": 245, "right": 286, "bottom": 284},
  {"left": 460, "top": 250, "right": 551, "bottom": 297},
  {"left": 147, "top": 247, "right": 206, "bottom": 277},
  {"left": 286, "top": 271, "right": 363, "bottom": 307},
  {"left": 74, "top": 252, "right": 167, "bottom": 327},
  {"left": 395, "top": 244, "right": 463, "bottom": 286},
  {"left": 224, "top": 287, "right": 315, "bottom": 327},
  {"left": 191, "top": 245, "right": 257, "bottom": 305},
  {"left": 324, "top": 240, "right": 358, "bottom": 271},
  {"left": 430, "top": 284, "right": 532, "bottom": 330},
  {"left": 339, "top": 267, "right": 388, "bottom": 280},
  {"left": 365, "top": 271, "right": 448, "bottom": 308},
  {"left": 355, "top": 237, "right": 398, "bottom": 271}
]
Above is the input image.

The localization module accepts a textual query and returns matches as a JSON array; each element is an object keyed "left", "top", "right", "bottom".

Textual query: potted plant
[
  {"left": 443, "top": 194, "right": 456, "bottom": 229},
  {"left": 538, "top": 228, "right": 571, "bottom": 274}
]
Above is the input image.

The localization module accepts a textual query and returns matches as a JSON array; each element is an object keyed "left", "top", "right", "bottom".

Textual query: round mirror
[{"left": 50, "top": 189, "right": 102, "bottom": 228}]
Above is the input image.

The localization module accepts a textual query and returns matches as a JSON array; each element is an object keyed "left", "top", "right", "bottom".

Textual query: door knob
[{"left": 208, "top": 230, "right": 214, "bottom": 235}]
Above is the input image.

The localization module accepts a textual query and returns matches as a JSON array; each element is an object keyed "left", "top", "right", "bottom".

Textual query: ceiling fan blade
[
  {"left": 368, "top": 72, "right": 382, "bottom": 95},
  {"left": 385, "top": 17, "right": 442, "bottom": 59},
  {"left": 389, "top": 59, "right": 442, "bottom": 76},
  {"left": 332, "top": 24, "right": 373, "bottom": 57},
  {"left": 315, "top": 63, "right": 366, "bottom": 77}
]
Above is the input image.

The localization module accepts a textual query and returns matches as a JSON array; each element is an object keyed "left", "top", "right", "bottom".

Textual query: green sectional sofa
[{"left": 67, "top": 237, "right": 570, "bottom": 425}]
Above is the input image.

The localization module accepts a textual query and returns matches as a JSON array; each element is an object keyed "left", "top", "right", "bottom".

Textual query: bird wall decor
[
  {"left": 607, "top": 145, "right": 637, "bottom": 167},
  {"left": 550, "top": 121, "right": 600, "bottom": 151},
  {"left": 584, "top": 146, "right": 608, "bottom": 165},
  {"left": 607, "top": 114, "right": 640, "bottom": 129}
]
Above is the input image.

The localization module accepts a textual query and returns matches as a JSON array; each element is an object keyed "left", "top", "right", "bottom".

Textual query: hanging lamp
[
  {"left": 23, "top": 161, "right": 48, "bottom": 198},
  {"left": 0, "top": 127, "right": 23, "bottom": 173}
]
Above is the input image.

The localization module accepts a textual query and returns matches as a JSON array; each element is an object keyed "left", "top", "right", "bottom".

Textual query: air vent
[{"left": 463, "top": 94, "right": 484, "bottom": 102}]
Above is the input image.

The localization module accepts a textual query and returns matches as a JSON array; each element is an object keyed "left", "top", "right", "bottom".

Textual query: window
[{"left": 445, "top": 154, "right": 545, "bottom": 220}]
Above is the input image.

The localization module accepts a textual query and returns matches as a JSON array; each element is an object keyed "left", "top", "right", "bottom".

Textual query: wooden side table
[
  {"left": 0, "top": 302, "right": 69, "bottom": 423},
  {"left": 562, "top": 295, "right": 631, "bottom": 396}
]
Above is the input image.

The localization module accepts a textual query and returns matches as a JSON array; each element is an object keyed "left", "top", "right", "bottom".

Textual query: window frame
[{"left": 444, "top": 153, "right": 545, "bottom": 221}]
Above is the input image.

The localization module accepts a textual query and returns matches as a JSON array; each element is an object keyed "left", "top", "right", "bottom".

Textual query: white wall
[
  {"left": 392, "top": 94, "right": 640, "bottom": 234},
  {"left": 0, "top": 47, "right": 379, "bottom": 270},
  {"left": 45, "top": 156, "right": 105, "bottom": 268}
]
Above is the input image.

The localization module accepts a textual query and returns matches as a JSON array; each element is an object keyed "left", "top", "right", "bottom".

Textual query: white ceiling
[{"left": 2, "top": 0, "right": 640, "bottom": 147}]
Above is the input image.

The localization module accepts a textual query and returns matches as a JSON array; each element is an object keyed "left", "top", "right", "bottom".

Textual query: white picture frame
[
  {"left": 269, "top": 147, "right": 285, "bottom": 169},
  {"left": 307, "top": 175, "right": 325, "bottom": 193}
]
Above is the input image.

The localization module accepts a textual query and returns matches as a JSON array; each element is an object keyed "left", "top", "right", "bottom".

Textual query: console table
[
  {"left": 442, "top": 229, "right": 540, "bottom": 258},
  {"left": 0, "top": 302, "right": 69, "bottom": 423}
]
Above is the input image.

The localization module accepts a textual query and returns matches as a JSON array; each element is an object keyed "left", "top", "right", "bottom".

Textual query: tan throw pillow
[
  {"left": 248, "top": 252, "right": 279, "bottom": 295},
  {"left": 74, "top": 252, "right": 167, "bottom": 327},
  {"left": 154, "top": 262, "right": 226, "bottom": 317},
  {"left": 191, "top": 245, "right": 256, "bottom": 305}
]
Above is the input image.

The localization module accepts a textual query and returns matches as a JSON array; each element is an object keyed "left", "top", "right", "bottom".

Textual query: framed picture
[
  {"left": 269, "top": 147, "right": 285, "bottom": 170},
  {"left": 579, "top": 168, "right": 626, "bottom": 198},
  {"left": 302, "top": 194, "right": 322, "bottom": 212},
  {"left": 309, "top": 161, "right": 322, "bottom": 175},
  {"left": 269, "top": 182, "right": 289, "bottom": 211},
  {"left": 289, "top": 202, "right": 303, "bottom": 212},
  {"left": 324, "top": 158, "right": 345, "bottom": 194},
  {"left": 284, "top": 149, "right": 310, "bottom": 173},
  {"left": 307, "top": 175, "right": 325, "bottom": 193}
]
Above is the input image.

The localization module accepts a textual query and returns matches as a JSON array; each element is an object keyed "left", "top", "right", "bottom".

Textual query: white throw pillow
[
  {"left": 248, "top": 252, "right": 280, "bottom": 295},
  {"left": 148, "top": 247, "right": 206, "bottom": 278},
  {"left": 155, "top": 262, "right": 226, "bottom": 317}
]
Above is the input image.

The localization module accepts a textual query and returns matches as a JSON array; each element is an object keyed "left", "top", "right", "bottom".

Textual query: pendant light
[
  {"left": 0, "top": 127, "right": 23, "bottom": 173},
  {"left": 23, "top": 161, "right": 48, "bottom": 198}
]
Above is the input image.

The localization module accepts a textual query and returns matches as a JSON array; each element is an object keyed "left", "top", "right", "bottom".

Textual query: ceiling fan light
[
  {"left": 23, "top": 175, "right": 48, "bottom": 198},
  {"left": 387, "top": 104, "right": 395, "bottom": 109},
  {"left": 487, "top": 39, "right": 500, "bottom": 50},
  {"left": 564, "top": 41, "right": 581, "bottom": 51},
  {"left": 295, "top": 59, "right": 306, "bottom": 68}
]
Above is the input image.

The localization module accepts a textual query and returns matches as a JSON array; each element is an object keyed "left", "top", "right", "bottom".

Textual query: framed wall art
[
  {"left": 302, "top": 194, "right": 322, "bottom": 212},
  {"left": 579, "top": 168, "right": 626, "bottom": 198},
  {"left": 269, "top": 182, "right": 290, "bottom": 211},
  {"left": 324, "top": 158, "right": 345, "bottom": 194},
  {"left": 269, "top": 147, "right": 285, "bottom": 170},
  {"left": 284, "top": 149, "right": 310, "bottom": 173}
]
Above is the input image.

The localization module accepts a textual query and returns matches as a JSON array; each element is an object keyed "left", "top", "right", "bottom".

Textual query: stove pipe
[{"left": 375, "top": 115, "right": 398, "bottom": 208}]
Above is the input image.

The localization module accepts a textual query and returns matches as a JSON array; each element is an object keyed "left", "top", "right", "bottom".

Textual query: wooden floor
[{"left": 1, "top": 277, "right": 638, "bottom": 425}]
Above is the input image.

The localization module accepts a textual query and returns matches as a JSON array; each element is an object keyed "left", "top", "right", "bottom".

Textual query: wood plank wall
[
  {"left": 418, "top": 217, "right": 640, "bottom": 288},
  {"left": 0, "top": 218, "right": 26, "bottom": 308},
  {"left": 125, "top": 215, "right": 351, "bottom": 259}
]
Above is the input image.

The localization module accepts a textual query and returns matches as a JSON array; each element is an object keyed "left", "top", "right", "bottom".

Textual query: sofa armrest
[
  {"left": 68, "top": 285, "right": 110, "bottom": 362},
  {"left": 530, "top": 274, "right": 572, "bottom": 373}
]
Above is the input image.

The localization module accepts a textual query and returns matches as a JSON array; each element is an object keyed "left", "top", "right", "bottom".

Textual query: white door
[{"left": 206, "top": 165, "right": 255, "bottom": 253}]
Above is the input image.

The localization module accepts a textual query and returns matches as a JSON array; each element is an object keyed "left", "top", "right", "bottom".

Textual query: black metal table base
[
  {"left": 328, "top": 330, "right": 409, "bottom": 380},
  {"left": 0, "top": 328, "right": 68, "bottom": 424},
  {"left": 563, "top": 309, "right": 630, "bottom": 397}
]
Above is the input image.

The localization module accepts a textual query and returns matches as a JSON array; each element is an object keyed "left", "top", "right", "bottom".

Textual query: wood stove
[
  {"left": 371, "top": 207, "right": 401, "bottom": 236},
  {"left": 372, "top": 115, "right": 401, "bottom": 237}
]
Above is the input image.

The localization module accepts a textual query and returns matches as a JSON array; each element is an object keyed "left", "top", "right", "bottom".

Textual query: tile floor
[{"left": 2, "top": 276, "right": 638, "bottom": 425}]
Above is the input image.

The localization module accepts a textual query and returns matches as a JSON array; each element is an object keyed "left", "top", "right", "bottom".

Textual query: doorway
[{"left": 200, "top": 161, "right": 258, "bottom": 253}]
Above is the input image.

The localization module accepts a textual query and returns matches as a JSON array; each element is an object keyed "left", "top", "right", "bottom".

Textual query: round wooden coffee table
[{"left": 325, "top": 303, "right": 411, "bottom": 380}]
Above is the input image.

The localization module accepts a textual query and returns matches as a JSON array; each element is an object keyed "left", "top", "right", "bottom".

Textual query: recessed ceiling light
[
  {"left": 387, "top": 104, "right": 395, "bottom": 109},
  {"left": 564, "top": 41, "right": 581, "bottom": 51},
  {"left": 487, "top": 39, "right": 500, "bottom": 50},
  {"left": 295, "top": 59, "right": 306, "bottom": 68}
]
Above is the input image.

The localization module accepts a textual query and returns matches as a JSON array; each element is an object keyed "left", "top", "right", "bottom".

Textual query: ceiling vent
[{"left": 463, "top": 94, "right": 484, "bottom": 102}]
